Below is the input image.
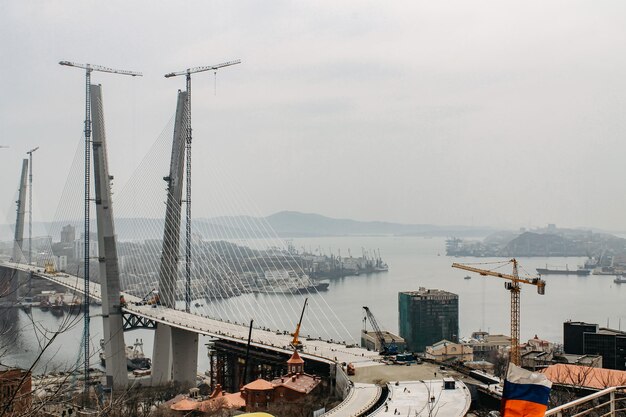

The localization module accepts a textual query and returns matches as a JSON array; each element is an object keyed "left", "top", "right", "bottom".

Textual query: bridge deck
[
  {"left": 4, "top": 262, "right": 381, "bottom": 366},
  {"left": 322, "top": 383, "right": 382, "bottom": 417}
]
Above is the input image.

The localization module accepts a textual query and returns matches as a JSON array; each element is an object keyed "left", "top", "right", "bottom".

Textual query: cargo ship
[{"left": 536, "top": 265, "right": 590, "bottom": 276}]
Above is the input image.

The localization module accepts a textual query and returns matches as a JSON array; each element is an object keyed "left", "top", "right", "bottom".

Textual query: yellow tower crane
[{"left": 451, "top": 259, "right": 546, "bottom": 365}]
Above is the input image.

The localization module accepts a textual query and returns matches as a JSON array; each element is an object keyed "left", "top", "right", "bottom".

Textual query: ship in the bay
[
  {"left": 254, "top": 270, "right": 329, "bottom": 295},
  {"left": 536, "top": 265, "right": 590, "bottom": 276}
]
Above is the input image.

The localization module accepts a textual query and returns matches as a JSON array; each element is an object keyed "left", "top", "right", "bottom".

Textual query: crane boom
[
  {"left": 451, "top": 262, "right": 546, "bottom": 290},
  {"left": 164, "top": 59, "right": 241, "bottom": 78},
  {"left": 59, "top": 61, "right": 142, "bottom": 77},
  {"left": 291, "top": 298, "right": 308, "bottom": 350},
  {"left": 363, "top": 306, "right": 397, "bottom": 355},
  {"left": 452, "top": 259, "right": 545, "bottom": 365}
]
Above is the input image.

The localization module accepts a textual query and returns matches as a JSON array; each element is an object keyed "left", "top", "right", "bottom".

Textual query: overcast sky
[{"left": 1, "top": 1, "right": 626, "bottom": 230}]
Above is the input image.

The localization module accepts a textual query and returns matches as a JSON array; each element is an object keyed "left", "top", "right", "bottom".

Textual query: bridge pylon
[
  {"left": 90, "top": 84, "right": 128, "bottom": 389},
  {"left": 152, "top": 90, "right": 198, "bottom": 388},
  {"left": 7, "top": 159, "right": 29, "bottom": 302}
]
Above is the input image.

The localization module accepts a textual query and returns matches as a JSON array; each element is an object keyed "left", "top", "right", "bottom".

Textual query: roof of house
[
  {"left": 197, "top": 392, "right": 246, "bottom": 411},
  {"left": 244, "top": 378, "right": 275, "bottom": 391},
  {"left": 272, "top": 373, "right": 320, "bottom": 394},
  {"left": 542, "top": 364, "right": 626, "bottom": 390},
  {"left": 170, "top": 398, "right": 199, "bottom": 411}
]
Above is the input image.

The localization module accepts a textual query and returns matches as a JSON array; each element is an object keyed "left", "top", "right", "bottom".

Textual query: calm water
[{"left": 3, "top": 236, "right": 624, "bottom": 373}]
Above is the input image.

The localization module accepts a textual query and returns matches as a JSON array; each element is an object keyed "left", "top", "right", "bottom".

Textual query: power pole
[
  {"left": 26, "top": 146, "right": 39, "bottom": 296},
  {"left": 165, "top": 59, "right": 241, "bottom": 312},
  {"left": 59, "top": 61, "right": 141, "bottom": 400}
]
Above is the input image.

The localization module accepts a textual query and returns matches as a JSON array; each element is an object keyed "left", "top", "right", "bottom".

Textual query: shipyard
[{"left": 1, "top": 2, "right": 626, "bottom": 417}]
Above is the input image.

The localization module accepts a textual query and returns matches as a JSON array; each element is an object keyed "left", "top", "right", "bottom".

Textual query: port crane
[
  {"left": 291, "top": 298, "right": 308, "bottom": 350},
  {"left": 452, "top": 259, "right": 546, "bottom": 365},
  {"left": 363, "top": 306, "right": 398, "bottom": 355}
]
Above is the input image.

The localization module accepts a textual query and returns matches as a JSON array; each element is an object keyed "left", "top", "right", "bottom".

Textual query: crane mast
[
  {"left": 452, "top": 259, "right": 546, "bottom": 365},
  {"left": 164, "top": 59, "right": 241, "bottom": 313},
  {"left": 59, "top": 60, "right": 141, "bottom": 401}
]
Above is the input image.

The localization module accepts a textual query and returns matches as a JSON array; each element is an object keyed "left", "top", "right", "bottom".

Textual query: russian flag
[{"left": 501, "top": 363, "right": 552, "bottom": 417}]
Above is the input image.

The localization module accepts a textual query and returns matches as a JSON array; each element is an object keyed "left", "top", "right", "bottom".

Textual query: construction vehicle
[
  {"left": 138, "top": 289, "right": 160, "bottom": 306},
  {"left": 363, "top": 306, "right": 398, "bottom": 355},
  {"left": 452, "top": 259, "right": 546, "bottom": 365},
  {"left": 290, "top": 298, "right": 308, "bottom": 350},
  {"left": 44, "top": 261, "right": 56, "bottom": 274}
]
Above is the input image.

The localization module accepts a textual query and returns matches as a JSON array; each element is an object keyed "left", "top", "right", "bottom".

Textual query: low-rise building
[
  {"left": 542, "top": 364, "right": 626, "bottom": 390},
  {"left": 464, "top": 332, "right": 511, "bottom": 360},
  {"left": 554, "top": 353, "right": 602, "bottom": 368},
  {"left": 242, "top": 350, "right": 321, "bottom": 413},
  {"left": 425, "top": 339, "right": 473, "bottom": 362},
  {"left": 361, "top": 330, "right": 406, "bottom": 353}
]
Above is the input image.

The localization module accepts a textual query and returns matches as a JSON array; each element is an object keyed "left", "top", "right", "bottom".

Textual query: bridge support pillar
[
  {"left": 102, "top": 313, "right": 128, "bottom": 388},
  {"left": 172, "top": 327, "right": 198, "bottom": 388},
  {"left": 151, "top": 324, "right": 172, "bottom": 386},
  {"left": 151, "top": 324, "right": 198, "bottom": 389}
]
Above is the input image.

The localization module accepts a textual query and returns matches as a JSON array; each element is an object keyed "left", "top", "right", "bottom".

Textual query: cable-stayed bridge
[
  {"left": 0, "top": 260, "right": 379, "bottom": 382},
  {"left": 1, "top": 80, "right": 374, "bottom": 395}
]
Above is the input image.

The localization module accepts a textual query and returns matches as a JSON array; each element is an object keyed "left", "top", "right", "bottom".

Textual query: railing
[{"left": 546, "top": 386, "right": 626, "bottom": 417}]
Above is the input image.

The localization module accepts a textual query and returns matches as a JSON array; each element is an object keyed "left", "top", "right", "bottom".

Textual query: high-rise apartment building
[
  {"left": 60, "top": 224, "right": 76, "bottom": 243},
  {"left": 398, "top": 288, "right": 459, "bottom": 352}
]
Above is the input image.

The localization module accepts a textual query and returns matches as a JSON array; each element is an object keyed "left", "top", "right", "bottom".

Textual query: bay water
[{"left": 3, "top": 236, "right": 623, "bottom": 374}]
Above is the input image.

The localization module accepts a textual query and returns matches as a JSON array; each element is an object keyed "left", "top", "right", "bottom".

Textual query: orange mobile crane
[
  {"left": 451, "top": 259, "right": 546, "bottom": 365},
  {"left": 291, "top": 298, "right": 308, "bottom": 350}
]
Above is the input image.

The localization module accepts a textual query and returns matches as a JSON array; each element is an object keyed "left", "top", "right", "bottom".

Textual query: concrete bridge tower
[
  {"left": 8, "top": 159, "right": 29, "bottom": 301},
  {"left": 152, "top": 90, "right": 199, "bottom": 388},
  {"left": 90, "top": 84, "right": 129, "bottom": 389}
]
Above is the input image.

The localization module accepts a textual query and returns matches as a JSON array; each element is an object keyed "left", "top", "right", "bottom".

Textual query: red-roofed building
[
  {"left": 243, "top": 378, "right": 275, "bottom": 411},
  {"left": 272, "top": 350, "right": 321, "bottom": 403},
  {"left": 242, "top": 350, "right": 321, "bottom": 413},
  {"left": 542, "top": 364, "right": 626, "bottom": 390}
]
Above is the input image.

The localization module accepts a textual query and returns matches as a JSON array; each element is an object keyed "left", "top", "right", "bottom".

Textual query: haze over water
[{"left": 2, "top": 235, "right": 622, "bottom": 374}]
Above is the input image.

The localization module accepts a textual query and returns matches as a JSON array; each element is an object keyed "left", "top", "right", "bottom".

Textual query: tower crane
[
  {"left": 452, "top": 259, "right": 546, "bottom": 365},
  {"left": 164, "top": 60, "right": 241, "bottom": 313},
  {"left": 59, "top": 60, "right": 141, "bottom": 400}
]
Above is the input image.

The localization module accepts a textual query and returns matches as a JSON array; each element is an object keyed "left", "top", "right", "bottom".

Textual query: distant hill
[
  {"left": 0, "top": 211, "right": 493, "bottom": 241},
  {"left": 210, "top": 211, "right": 493, "bottom": 238}
]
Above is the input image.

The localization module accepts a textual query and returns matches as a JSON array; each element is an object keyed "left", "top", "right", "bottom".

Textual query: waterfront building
[
  {"left": 425, "top": 339, "right": 473, "bottom": 362},
  {"left": 361, "top": 330, "right": 406, "bottom": 352},
  {"left": 463, "top": 332, "right": 512, "bottom": 360},
  {"left": 398, "top": 288, "right": 459, "bottom": 352},
  {"left": 564, "top": 321, "right": 599, "bottom": 355},
  {"left": 564, "top": 321, "right": 626, "bottom": 371}
]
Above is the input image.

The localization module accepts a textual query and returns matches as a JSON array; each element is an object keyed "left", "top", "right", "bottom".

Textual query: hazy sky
[{"left": 1, "top": 1, "right": 626, "bottom": 230}]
